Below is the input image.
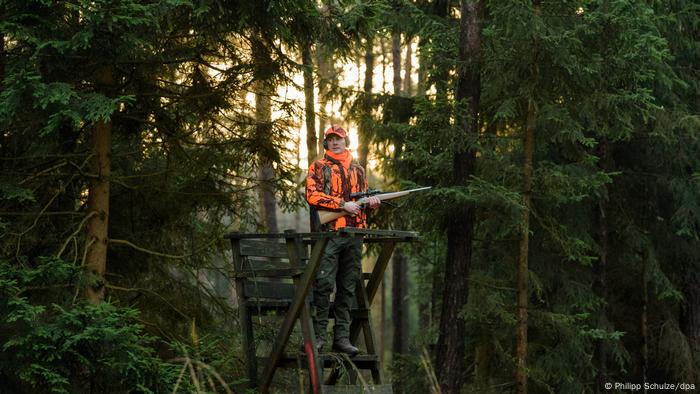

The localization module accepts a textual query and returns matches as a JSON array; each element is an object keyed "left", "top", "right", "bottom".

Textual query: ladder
[{"left": 226, "top": 228, "right": 418, "bottom": 393}]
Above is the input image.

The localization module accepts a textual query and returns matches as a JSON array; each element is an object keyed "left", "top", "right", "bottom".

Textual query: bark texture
[
  {"left": 435, "top": 1, "right": 482, "bottom": 393},
  {"left": 253, "top": 39, "right": 278, "bottom": 233},
  {"left": 392, "top": 30, "right": 402, "bottom": 96},
  {"left": 516, "top": 97, "right": 536, "bottom": 394},
  {"left": 302, "top": 43, "right": 317, "bottom": 165},
  {"left": 392, "top": 249, "right": 409, "bottom": 394},
  {"left": 359, "top": 38, "right": 374, "bottom": 169},
  {"left": 85, "top": 64, "right": 113, "bottom": 304}
]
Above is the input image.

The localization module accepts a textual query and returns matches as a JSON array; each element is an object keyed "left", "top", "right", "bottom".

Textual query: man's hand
[
  {"left": 366, "top": 196, "right": 381, "bottom": 209},
  {"left": 343, "top": 201, "right": 362, "bottom": 216}
]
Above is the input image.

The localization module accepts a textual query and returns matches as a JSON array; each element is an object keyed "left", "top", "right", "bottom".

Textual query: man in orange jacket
[{"left": 306, "top": 125, "right": 380, "bottom": 355}]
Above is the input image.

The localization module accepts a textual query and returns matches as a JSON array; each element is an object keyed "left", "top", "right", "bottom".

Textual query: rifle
[
  {"left": 318, "top": 186, "right": 432, "bottom": 225},
  {"left": 349, "top": 188, "right": 382, "bottom": 199}
]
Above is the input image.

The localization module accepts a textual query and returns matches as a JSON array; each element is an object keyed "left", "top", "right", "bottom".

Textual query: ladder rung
[
  {"left": 235, "top": 267, "right": 304, "bottom": 278},
  {"left": 244, "top": 302, "right": 369, "bottom": 319},
  {"left": 265, "top": 353, "right": 380, "bottom": 370}
]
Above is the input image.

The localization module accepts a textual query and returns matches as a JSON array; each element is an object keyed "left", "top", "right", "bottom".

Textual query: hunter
[{"left": 306, "top": 125, "right": 381, "bottom": 355}]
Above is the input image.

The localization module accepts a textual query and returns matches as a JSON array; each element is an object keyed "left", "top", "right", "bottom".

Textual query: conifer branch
[
  {"left": 72, "top": 237, "right": 96, "bottom": 304},
  {"left": 469, "top": 278, "right": 516, "bottom": 292},
  {"left": 0, "top": 152, "right": 90, "bottom": 161},
  {"left": 109, "top": 239, "right": 187, "bottom": 259},
  {"left": 56, "top": 211, "right": 97, "bottom": 258},
  {"left": 19, "top": 161, "right": 68, "bottom": 185},
  {"left": 107, "top": 284, "right": 190, "bottom": 320},
  {"left": 109, "top": 236, "right": 222, "bottom": 260},
  {"left": 8, "top": 153, "right": 95, "bottom": 259}
]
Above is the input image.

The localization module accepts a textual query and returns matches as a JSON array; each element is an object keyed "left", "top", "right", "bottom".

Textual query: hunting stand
[{"left": 226, "top": 228, "right": 418, "bottom": 393}]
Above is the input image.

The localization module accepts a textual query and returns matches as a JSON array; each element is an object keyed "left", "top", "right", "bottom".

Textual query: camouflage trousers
[{"left": 311, "top": 235, "right": 363, "bottom": 340}]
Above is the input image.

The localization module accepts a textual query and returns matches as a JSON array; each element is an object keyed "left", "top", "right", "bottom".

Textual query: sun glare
[{"left": 228, "top": 37, "right": 421, "bottom": 172}]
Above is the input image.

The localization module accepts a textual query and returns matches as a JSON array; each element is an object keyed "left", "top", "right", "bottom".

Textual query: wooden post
[
  {"left": 285, "top": 230, "right": 322, "bottom": 394},
  {"left": 230, "top": 234, "right": 258, "bottom": 388},
  {"left": 260, "top": 236, "right": 330, "bottom": 393},
  {"left": 356, "top": 274, "right": 382, "bottom": 384}
]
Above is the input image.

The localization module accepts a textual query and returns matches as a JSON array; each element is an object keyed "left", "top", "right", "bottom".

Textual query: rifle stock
[{"left": 317, "top": 187, "right": 431, "bottom": 225}]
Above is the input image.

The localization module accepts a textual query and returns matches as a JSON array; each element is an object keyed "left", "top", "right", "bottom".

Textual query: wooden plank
[
  {"left": 362, "top": 237, "right": 417, "bottom": 243},
  {"left": 240, "top": 239, "right": 290, "bottom": 258},
  {"left": 243, "top": 280, "right": 295, "bottom": 300},
  {"left": 234, "top": 268, "right": 303, "bottom": 279},
  {"left": 236, "top": 257, "right": 290, "bottom": 272},
  {"left": 337, "top": 228, "right": 418, "bottom": 238},
  {"left": 227, "top": 229, "right": 416, "bottom": 240},
  {"left": 259, "top": 236, "right": 330, "bottom": 394},
  {"left": 322, "top": 385, "right": 392, "bottom": 394},
  {"left": 262, "top": 354, "right": 380, "bottom": 369}
]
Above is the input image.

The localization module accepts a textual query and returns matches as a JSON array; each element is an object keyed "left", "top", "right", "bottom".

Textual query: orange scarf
[{"left": 325, "top": 149, "right": 352, "bottom": 169}]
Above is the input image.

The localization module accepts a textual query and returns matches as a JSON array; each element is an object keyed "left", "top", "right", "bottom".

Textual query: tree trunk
[
  {"left": 295, "top": 116, "right": 302, "bottom": 231},
  {"left": 1, "top": 33, "right": 5, "bottom": 160},
  {"left": 516, "top": 97, "right": 536, "bottom": 394},
  {"left": 431, "top": 255, "right": 444, "bottom": 330},
  {"left": 515, "top": 3, "right": 540, "bottom": 392},
  {"left": 593, "top": 140, "right": 610, "bottom": 393},
  {"left": 417, "top": 245, "right": 431, "bottom": 332},
  {"left": 256, "top": 127, "right": 277, "bottom": 232},
  {"left": 0, "top": 33, "right": 4, "bottom": 88},
  {"left": 437, "top": 216, "right": 474, "bottom": 394},
  {"left": 392, "top": 249, "right": 409, "bottom": 394},
  {"left": 380, "top": 37, "right": 388, "bottom": 92},
  {"left": 378, "top": 35, "right": 388, "bottom": 365},
  {"left": 301, "top": 41, "right": 314, "bottom": 230},
  {"left": 85, "top": 64, "right": 113, "bottom": 304},
  {"left": 389, "top": 29, "right": 410, "bottom": 393},
  {"left": 253, "top": 40, "right": 278, "bottom": 233},
  {"left": 380, "top": 270, "right": 386, "bottom": 363},
  {"left": 642, "top": 258, "right": 649, "bottom": 387},
  {"left": 358, "top": 37, "right": 374, "bottom": 169},
  {"left": 392, "top": 29, "right": 402, "bottom": 96},
  {"left": 316, "top": 49, "right": 332, "bottom": 153},
  {"left": 302, "top": 42, "right": 317, "bottom": 166},
  {"left": 680, "top": 278, "right": 700, "bottom": 352},
  {"left": 475, "top": 342, "right": 494, "bottom": 389},
  {"left": 417, "top": 36, "right": 427, "bottom": 97},
  {"left": 432, "top": 0, "right": 450, "bottom": 101},
  {"left": 435, "top": 1, "right": 482, "bottom": 393},
  {"left": 315, "top": 1, "right": 334, "bottom": 155},
  {"left": 403, "top": 36, "right": 413, "bottom": 96}
]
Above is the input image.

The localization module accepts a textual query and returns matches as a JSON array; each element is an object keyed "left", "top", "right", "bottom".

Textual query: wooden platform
[{"left": 226, "top": 229, "right": 418, "bottom": 394}]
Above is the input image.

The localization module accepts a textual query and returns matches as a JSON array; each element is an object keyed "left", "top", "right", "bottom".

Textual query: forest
[{"left": 1, "top": 0, "right": 699, "bottom": 393}]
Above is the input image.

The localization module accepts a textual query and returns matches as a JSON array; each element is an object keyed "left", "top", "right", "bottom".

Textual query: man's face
[{"left": 326, "top": 134, "right": 346, "bottom": 154}]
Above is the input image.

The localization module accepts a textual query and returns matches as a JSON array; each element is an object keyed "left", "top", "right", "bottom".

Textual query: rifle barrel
[
  {"left": 364, "top": 186, "right": 431, "bottom": 202},
  {"left": 317, "top": 186, "right": 431, "bottom": 225}
]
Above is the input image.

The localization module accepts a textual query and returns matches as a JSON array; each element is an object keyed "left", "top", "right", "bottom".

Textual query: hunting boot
[{"left": 332, "top": 337, "right": 359, "bottom": 356}]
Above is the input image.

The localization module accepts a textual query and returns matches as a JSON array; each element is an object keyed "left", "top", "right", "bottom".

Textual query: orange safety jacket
[{"left": 306, "top": 149, "right": 367, "bottom": 231}]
